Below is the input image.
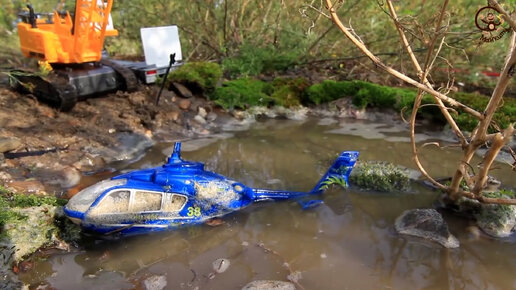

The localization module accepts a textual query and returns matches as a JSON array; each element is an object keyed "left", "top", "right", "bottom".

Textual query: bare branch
[{"left": 324, "top": 0, "right": 483, "bottom": 120}]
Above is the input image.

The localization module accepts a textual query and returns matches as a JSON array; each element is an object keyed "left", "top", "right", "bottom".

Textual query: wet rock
[
  {"left": 193, "top": 115, "right": 207, "bottom": 125},
  {"left": 206, "top": 112, "right": 217, "bottom": 122},
  {"left": 0, "top": 171, "right": 12, "bottom": 182},
  {"left": 349, "top": 161, "right": 410, "bottom": 192},
  {"left": 143, "top": 275, "right": 167, "bottom": 290},
  {"left": 395, "top": 209, "right": 459, "bottom": 248},
  {"left": 242, "top": 280, "right": 296, "bottom": 290},
  {"left": 178, "top": 99, "right": 191, "bottom": 110},
  {"left": 56, "top": 166, "right": 82, "bottom": 188},
  {"left": 212, "top": 258, "right": 230, "bottom": 273},
  {"left": 94, "top": 132, "right": 154, "bottom": 163},
  {"left": 245, "top": 106, "right": 308, "bottom": 121},
  {"left": 0, "top": 137, "right": 22, "bottom": 153},
  {"left": 73, "top": 154, "right": 106, "bottom": 172},
  {"left": 442, "top": 190, "right": 516, "bottom": 238},
  {"left": 1, "top": 206, "right": 63, "bottom": 265},
  {"left": 7, "top": 180, "right": 46, "bottom": 194},
  {"left": 475, "top": 198, "right": 516, "bottom": 238},
  {"left": 170, "top": 82, "right": 193, "bottom": 99},
  {"left": 198, "top": 107, "right": 208, "bottom": 118}
]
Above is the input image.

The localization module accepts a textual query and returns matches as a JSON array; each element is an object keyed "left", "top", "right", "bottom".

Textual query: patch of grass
[{"left": 222, "top": 44, "right": 300, "bottom": 78}]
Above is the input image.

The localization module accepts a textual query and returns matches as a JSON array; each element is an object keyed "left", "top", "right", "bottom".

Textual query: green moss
[
  {"left": 0, "top": 191, "right": 67, "bottom": 228},
  {"left": 304, "top": 80, "right": 362, "bottom": 105},
  {"left": 349, "top": 161, "right": 411, "bottom": 192},
  {"left": 212, "top": 78, "right": 274, "bottom": 110},
  {"left": 448, "top": 92, "right": 516, "bottom": 131},
  {"left": 269, "top": 77, "right": 309, "bottom": 107},
  {"left": 483, "top": 189, "right": 516, "bottom": 199},
  {"left": 168, "top": 62, "right": 222, "bottom": 94}
]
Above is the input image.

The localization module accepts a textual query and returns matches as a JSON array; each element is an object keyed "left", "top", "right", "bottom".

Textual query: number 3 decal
[{"left": 187, "top": 206, "right": 201, "bottom": 217}]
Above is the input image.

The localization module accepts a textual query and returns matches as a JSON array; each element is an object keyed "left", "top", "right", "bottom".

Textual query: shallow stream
[{"left": 19, "top": 117, "right": 516, "bottom": 289}]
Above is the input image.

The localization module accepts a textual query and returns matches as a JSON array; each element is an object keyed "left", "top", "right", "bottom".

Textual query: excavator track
[
  {"left": 100, "top": 59, "right": 139, "bottom": 92},
  {"left": 10, "top": 70, "right": 78, "bottom": 112}
]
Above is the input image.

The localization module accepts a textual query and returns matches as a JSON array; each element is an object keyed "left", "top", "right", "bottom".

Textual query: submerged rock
[
  {"left": 142, "top": 275, "right": 167, "bottom": 290},
  {"left": 442, "top": 189, "right": 516, "bottom": 238},
  {"left": 395, "top": 209, "right": 459, "bottom": 248},
  {"left": 474, "top": 192, "right": 516, "bottom": 238},
  {"left": 212, "top": 258, "right": 230, "bottom": 273},
  {"left": 349, "top": 161, "right": 411, "bottom": 192},
  {"left": 242, "top": 280, "right": 296, "bottom": 290},
  {"left": 6, "top": 179, "right": 46, "bottom": 195}
]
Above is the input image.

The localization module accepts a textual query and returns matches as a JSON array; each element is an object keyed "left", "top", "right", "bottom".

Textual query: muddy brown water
[{"left": 19, "top": 118, "right": 516, "bottom": 289}]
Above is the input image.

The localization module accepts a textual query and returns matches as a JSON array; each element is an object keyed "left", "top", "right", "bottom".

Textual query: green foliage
[
  {"left": 212, "top": 78, "right": 274, "bottom": 110},
  {"left": 168, "top": 62, "right": 222, "bottom": 94},
  {"left": 222, "top": 44, "right": 301, "bottom": 78},
  {"left": 349, "top": 161, "right": 411, "bottom": 192}
]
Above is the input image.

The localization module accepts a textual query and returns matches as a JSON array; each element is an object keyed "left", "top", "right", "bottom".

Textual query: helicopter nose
[{"left": 63, "top": 205, "right": 85, "bottom": 225}]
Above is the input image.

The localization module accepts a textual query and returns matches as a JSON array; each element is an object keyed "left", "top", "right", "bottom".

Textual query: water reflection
[{"left": 19, "top": 118, "right": 516, "bottom": 289}]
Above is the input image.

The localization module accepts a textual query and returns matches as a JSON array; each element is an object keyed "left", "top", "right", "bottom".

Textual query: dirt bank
[{"left": 0, "top": 80, "right": 227, "bottom": 197}]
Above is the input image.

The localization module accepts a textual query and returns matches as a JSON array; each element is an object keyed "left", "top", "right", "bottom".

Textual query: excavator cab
[
  {"left": 17, "top": 0, "right": 117, "bottom": 63},
  {"left": 13, "top": 0, "right": 137, "bottom": 111}
]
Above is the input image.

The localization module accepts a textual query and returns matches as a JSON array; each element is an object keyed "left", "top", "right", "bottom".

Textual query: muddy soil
[{"left": 0, "top": 77, "right": 230, "bottom": 197}]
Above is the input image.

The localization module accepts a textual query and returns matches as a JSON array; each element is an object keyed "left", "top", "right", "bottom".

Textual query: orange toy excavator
[{"left": 13, "top": 1, "right": 136, "bottom": 111}]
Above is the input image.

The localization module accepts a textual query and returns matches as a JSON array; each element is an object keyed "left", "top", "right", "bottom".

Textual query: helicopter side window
[
  {"left": 92, "top": 190, "right": 130, "bottom": 214},
  {"left": 163, "top": 194, "right": 187, "bottom": 212},
  {"left": 131, "top": 191, "right": 162, "bottom": 212}
]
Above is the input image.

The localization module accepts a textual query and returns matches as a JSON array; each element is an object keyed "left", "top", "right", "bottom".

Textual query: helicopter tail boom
[{"left": 310, "top": 151, "right": 359, "bottom": 194}]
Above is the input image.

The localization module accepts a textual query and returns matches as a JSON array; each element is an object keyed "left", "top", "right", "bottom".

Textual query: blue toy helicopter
[{"left": 64, "top": 142, "right": 359, "bottom": 236}]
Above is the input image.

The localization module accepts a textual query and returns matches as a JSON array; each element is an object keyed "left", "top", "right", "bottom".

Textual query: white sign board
[{"left": 140, "top": 26, "right": 183, "bottom": 67}]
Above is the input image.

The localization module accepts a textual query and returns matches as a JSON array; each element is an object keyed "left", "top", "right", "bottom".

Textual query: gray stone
[
  {"left": 242, "top": 280, "right": 296, "bottom": 290},
  {"left": 206, "top": 112, "right": 217, "bottom": 122},
  {"left": 170, "top": 82, "right": 193, "bottom": 99},
  {"left": 58, "top": 166, "right": 82, "bottom": 188},
  {"left": 395, "top": 209, "right": 459, "bottom": 248},
  {"left": 198, "top": 107, "right": 208, "bottom": 118},
  {"left": 475, "top": 200, "right": 516, "bottom": 238},
  {"left": 193, "top": 115, "right": 207, "bottom": 125},
  {"left": 0, "top": 137, "right": 21, "bottom": 153}
]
